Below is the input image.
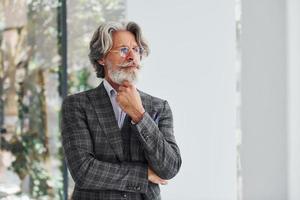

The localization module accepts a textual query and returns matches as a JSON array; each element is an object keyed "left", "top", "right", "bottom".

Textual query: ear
[{"left": 97, "top": 58, "right": 105, "bottom": 66}]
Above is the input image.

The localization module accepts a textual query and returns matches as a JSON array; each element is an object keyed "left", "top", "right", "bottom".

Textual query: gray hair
[{"left": 88, "top": 21, "right": 150, "bottom": 78}]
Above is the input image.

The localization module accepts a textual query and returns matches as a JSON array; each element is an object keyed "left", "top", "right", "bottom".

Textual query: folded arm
[{"left": 133, "top": 100, "right": 182, "bottom": 180}]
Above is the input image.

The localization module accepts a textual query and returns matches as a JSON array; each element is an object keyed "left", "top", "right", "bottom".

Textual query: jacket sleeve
[
  {"left": 134, "top": 100, "right": 182, "bottom": 180},
  {"left": 61, "top": 95, "right": 148, "bottom": 193}
]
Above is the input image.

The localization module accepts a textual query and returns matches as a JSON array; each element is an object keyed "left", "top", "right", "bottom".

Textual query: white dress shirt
[{"left": 103, "top": 79, "right": 127, "bottom": 128}]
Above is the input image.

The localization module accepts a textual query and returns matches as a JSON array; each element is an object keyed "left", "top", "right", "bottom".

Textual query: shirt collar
[{"left": 103, "top": 79, "right": 117, "bottom": 98}]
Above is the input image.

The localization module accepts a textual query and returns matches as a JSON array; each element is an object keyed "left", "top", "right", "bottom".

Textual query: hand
[
  {"left": 117, "top": 81, "right": 145, "bottom": 123},
  {"left": 148, "top": 167, "right": 168, "bottom": 185}
]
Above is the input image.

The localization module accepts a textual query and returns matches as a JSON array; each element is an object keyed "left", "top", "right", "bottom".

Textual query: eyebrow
[{"left": 114, "top": 44, "right": 139, "bottom": 48}]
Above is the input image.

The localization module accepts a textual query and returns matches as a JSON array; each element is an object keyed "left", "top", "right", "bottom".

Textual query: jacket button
[{"left": 123, "top": 193, "right": 127, "bottom": 198}]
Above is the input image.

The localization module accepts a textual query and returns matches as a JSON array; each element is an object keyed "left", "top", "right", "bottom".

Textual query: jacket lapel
[{"left": 87, "top": 82, "right": 124, "bottom": 162}]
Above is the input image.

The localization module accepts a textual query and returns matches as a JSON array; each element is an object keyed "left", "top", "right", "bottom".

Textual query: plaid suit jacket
[{"left": 61, "top": 82, "right": 181, "bottom": 200}]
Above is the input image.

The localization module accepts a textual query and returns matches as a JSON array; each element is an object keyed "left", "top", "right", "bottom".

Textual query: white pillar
[
  {"left": 287, "top": 0, "right": 300, "bottom": 199},
  {"left": 241, "top": 0, "right": 288, "bottom": 199},
  {"left": 127, "top": 1, "right": 236, "bottom": 199}
]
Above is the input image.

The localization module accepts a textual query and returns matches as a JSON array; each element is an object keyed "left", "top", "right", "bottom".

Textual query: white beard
[{"left": 107, "top": 62, "right": 140, "bottom": 84}]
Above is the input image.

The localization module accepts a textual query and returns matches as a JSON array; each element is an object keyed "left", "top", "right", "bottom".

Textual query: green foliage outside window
[{"left": 0, "top": 0, "right": 125, "bottom": 199}]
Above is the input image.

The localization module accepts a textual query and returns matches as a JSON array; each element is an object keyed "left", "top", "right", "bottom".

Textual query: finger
[
  {"left": 122, "top": 81, "right": 132, "bottom": 88},
  {"left": 116, "top": 93, "right": 122, "bottom": 101},
  {"left": 118, "top": 86, "right": 131, "bottom": 94},
  {"left": 152, "top": 177, "right": 168, "bottom": 185},
  {"left": 157, "top": 177, "right": 167, "bottom": 183},
  {"left": 117, "top": 90, "right": 125, "bottom": 95},
  {"left": 160, "top": 180, "right": 168, "bottom": 185},
  {"left": 118, "top": 86, "right": 126, "bottom": 92},
  {"left": 153, "top": 179, "right": 162, "bottom": 185},
  {"left": 155, "top": 180, "right": 167, "bottom": 185}
]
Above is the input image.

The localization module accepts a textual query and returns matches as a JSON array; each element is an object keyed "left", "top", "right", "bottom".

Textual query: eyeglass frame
[{"left": 108, "top": 46, "right": 145, "bottom": 58}]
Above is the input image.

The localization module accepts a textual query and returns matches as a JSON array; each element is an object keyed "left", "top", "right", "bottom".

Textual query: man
[{"left": 61, "top": 21, "right": 181, "bottom": 200}]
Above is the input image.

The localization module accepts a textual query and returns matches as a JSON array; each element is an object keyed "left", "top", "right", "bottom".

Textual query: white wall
[
  {"left": 241, "top": 0, "right": 288, "bottom": 199},
  {"left": 287, "top": 0, "right": 300, "bottom": 199},
  {"left": 127, "top": 1, "right": 237, "bottom": 199}
]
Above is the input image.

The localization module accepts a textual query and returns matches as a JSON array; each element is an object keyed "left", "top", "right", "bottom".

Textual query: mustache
[{"left": 117, "top": 60, "right": 140, "bottom": 69}]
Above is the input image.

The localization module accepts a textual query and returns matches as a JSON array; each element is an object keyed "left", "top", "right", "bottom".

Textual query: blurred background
[{"left": 0, "top": 0, "right": 299, "bottom": 200}]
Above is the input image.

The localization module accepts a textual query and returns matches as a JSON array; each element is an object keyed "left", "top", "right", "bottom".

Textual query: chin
[{"left": 109, "top": 70, "right": 138, "bottom": 85}]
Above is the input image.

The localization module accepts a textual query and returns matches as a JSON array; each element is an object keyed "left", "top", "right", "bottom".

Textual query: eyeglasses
[{"left": 109, "top": 46, "right": 144, "bottom": 58}]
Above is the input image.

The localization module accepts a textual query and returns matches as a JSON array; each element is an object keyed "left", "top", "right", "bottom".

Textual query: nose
[{"left": 125, "top": 49, "right": 134, "bottom": 61}]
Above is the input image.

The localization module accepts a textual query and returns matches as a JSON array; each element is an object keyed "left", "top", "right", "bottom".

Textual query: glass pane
[
  {"left": 0, "top": 0, "right": 63, "bottom": 199},
  {"left": 0, "top": 0, "right": 127, "bottom": 199},
  {"left": 67, "top": 0, "right": 126, "bottom": 94},
  {"left": 66, "top": 0, "right": 126, "bottom": 196}
]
